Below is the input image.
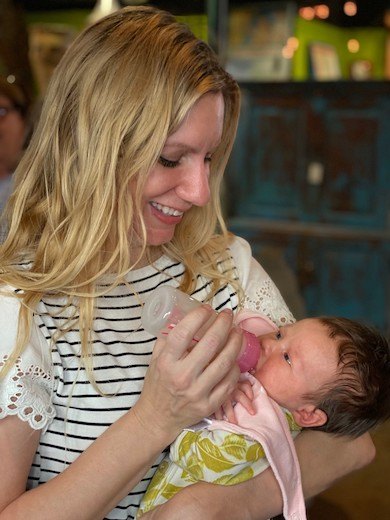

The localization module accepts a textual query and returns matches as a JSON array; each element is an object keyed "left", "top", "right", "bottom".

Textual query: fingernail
[{"left": 220, "top": 308, "right": 233, "bottom": 316}]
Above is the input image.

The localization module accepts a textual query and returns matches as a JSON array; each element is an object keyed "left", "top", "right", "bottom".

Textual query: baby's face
[{"left": 253, "top": 318, "right": 339, "bottom": 411}]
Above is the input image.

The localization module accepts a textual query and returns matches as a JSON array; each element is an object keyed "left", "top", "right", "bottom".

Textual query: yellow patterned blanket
[{"left": 137, "top": 412, "right": 300, "bottom": 517}]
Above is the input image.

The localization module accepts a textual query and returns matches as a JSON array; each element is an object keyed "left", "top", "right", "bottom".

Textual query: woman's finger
[
  {"left": 203, "top": 361, "right": 241, "bottom": 417},
  {"left": 152, "top": 304, "right": 217, "bottom": 361},
  {"left": 200, "top": 325, "right": 243, "bottom": 385},
  {"left": 178, "top": 308, "right": 235, "bottom": 378}
]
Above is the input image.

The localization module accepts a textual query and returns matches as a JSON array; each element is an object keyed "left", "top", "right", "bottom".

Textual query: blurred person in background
[
  {"left": 0, "top": 77, "right": 30, "bottom": 214},
  {"left": 0, "top": 77, "right": 31, "bottom": 241}
]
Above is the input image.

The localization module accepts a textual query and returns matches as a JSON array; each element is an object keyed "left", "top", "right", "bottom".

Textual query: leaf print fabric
[{"left": 137, "top": 428, "right": 276, "bottom": 517}]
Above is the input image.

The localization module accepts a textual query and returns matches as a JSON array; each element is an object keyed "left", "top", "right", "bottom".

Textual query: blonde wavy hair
[{"left": 0, "top": 6, "right": 241, "bottom": 379}]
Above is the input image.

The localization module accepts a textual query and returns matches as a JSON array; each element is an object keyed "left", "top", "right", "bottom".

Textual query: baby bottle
[{"left": 141, "top": 285, "right": 260, "bottom": 373}]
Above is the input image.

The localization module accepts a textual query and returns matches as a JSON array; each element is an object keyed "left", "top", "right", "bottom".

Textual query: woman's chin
[{"left": 145, "top": 228, "right": 176, "bottom": 247}]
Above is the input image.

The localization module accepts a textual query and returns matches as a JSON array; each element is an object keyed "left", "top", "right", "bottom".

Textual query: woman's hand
[{"left": 133, "top": 305, "right": 242, "bottom": 442}]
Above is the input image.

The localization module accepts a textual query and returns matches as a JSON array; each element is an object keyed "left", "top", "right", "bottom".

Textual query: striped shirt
[{"left": 0, "top": 236, "right": 294, "bottom": 519}]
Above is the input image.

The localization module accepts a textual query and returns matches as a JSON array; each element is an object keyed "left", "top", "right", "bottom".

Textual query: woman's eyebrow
[{"left": 162, "top": 142, "right": 194, "bottom": 152}]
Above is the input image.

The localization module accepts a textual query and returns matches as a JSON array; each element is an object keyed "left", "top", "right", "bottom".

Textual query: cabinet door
[
  {"left": 314, "top": 94, "right": 390, "bottom": 228},
  {"left": 225, "top": 89, "right": 308, "bottom": 220},
  {"left": 226, "top": 85, "right": 390, "bottom": 230},
  {"left": 301, "top": 238, "right": 388, "bottom": 332}
]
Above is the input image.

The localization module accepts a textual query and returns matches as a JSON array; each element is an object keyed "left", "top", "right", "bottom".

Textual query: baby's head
[
  {"left": 303, "top": 317, "right": 390, "bottom": 437},
  {"left": 254, "top": 317, "right": 390, "bottom": 437}
]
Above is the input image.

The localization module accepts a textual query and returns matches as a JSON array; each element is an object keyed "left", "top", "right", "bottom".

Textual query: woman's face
[{"left": 139, "top": 92, "right": 224, "bottom": 246}]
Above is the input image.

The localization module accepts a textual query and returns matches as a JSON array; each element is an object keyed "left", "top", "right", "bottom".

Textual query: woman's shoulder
[
  {"left": 227, "top": 235, "right": 295, "bottom": 326},
  {"left": 228, "top": 234, "right": 252, "bottom": 258},
  {"left": 0, "top": 287, "right": 23, "bottom": 339},
  {"left": 0, "top": 286, "right": 51, "bottom": 364},
  {"left": 0, "top": 287, "right": 55, "bottom": 431},
  {"left": 227, "top": 235, "right": 268, "bottom": 286}
]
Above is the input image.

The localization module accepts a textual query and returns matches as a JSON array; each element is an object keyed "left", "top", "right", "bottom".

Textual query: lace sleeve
[
  {"left": 229, "top": 236, "right": 295, "bottom": 326},
  {"left": 0, "top": 294, "right": 55, "bottom": 432}
]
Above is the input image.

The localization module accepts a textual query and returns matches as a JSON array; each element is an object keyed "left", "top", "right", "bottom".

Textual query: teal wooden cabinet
[{"left": 225, "top": 82, "right": 390, "bottom": 334}]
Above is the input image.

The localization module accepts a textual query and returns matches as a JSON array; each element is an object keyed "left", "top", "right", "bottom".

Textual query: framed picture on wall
[
  {"left": 29, "top": 23, "right": 76, "bottom": 95},
  {"left": 350, "top": 59, "right": 373, "bottom": 80},
  {"left": 226, "top": 1, "right": 297, "bottom": 81},
  {"left": 309, "top": 42, "right": 342, "bottom": 80}
]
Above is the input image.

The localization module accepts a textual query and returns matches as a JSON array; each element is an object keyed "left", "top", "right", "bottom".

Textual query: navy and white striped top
[{"left": 0, "top": 236, "right": 294, "bottom": 519}]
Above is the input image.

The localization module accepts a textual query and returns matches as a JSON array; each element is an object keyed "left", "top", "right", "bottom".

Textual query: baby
[{"left": 138, "top": 312, "right": 390, "bottom": 519}]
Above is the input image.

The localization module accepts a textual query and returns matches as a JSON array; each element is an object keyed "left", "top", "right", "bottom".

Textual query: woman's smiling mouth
[{"left": 150, "top": 201, "right": 184, "bottom": 217}]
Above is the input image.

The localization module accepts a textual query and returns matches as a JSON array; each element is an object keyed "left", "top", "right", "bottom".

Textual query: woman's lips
[{"left": 150, "top": 202, "right": 184, "bottom": 224}]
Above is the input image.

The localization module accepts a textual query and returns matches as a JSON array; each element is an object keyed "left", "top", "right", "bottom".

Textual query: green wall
[
  {"left": 293, "top": 17, "right": 387, "bottom": 80},
  {"left": 25, "top": 9, "right": 387, "bottom": 82},
  {"left": 26, "top": 10, "right": 208, "bottom": 41},
  {"left": 26, "top": 10, "right": 90, "bottom": 31}
]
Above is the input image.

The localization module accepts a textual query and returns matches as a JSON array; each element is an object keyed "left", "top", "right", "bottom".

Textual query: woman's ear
[{"left": 291, "top": 406, "right": 328, "bottom": 428}]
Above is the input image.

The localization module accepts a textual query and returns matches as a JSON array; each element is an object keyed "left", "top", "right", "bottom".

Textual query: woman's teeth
[{"left": 151, "top": 202, "right": 183, "bottom": 217}]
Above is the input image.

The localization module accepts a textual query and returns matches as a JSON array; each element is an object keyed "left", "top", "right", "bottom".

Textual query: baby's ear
[{"left": 291, "top": 406, "right": 328, "bottom": 428}]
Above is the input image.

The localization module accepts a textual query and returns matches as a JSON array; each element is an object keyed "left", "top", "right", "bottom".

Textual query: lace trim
[
  {"left": 0, "top": 355, "right": 55, "bottom": 431},
  {"left": 244, "top": 279, "right": 295, "bottom": 326}
]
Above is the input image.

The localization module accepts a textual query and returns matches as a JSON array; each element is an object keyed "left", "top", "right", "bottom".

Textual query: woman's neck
[{"left": 131, "top": 246, "right": 163, "bottom": 269}]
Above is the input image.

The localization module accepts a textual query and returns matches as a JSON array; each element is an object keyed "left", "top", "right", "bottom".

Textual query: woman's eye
[
  {"left": 283, "top": 352, "right": 292, "bottom": 366},
  {"left": 158, "top": 156, "right": 180, "bottom": 168},
  {"left": 276, "top": 330, "right": 282, "bottom": 339},
  {"left": 205, "top": 155, "right": 212, "bottom": 163}
]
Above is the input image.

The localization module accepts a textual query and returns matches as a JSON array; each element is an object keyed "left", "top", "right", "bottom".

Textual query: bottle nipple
[{"left": 238, "top": 331, "right": 261, "bottom": 373}]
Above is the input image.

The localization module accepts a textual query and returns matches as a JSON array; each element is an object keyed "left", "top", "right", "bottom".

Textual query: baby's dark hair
[{"left": 304, "top": 317, "right": 390, "bottom": 437}]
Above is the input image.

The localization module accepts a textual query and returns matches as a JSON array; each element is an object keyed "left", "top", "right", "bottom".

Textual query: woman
[{"left": 0, "top": 6, "right": 374, "bottom": 520}]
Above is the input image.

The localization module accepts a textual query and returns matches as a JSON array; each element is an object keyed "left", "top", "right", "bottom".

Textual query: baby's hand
[{"left": 214, "top": 380, "right": 255, "bottom": 424}]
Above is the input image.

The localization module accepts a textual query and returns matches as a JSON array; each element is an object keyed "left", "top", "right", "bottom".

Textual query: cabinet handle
[{"left": 306, "top": 161, "right": 324, "bottom": 185}]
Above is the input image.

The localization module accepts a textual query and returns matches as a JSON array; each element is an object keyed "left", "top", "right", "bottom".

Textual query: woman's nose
[{"left": 175, "top": 162, "right": 211, "bottom": 207}]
